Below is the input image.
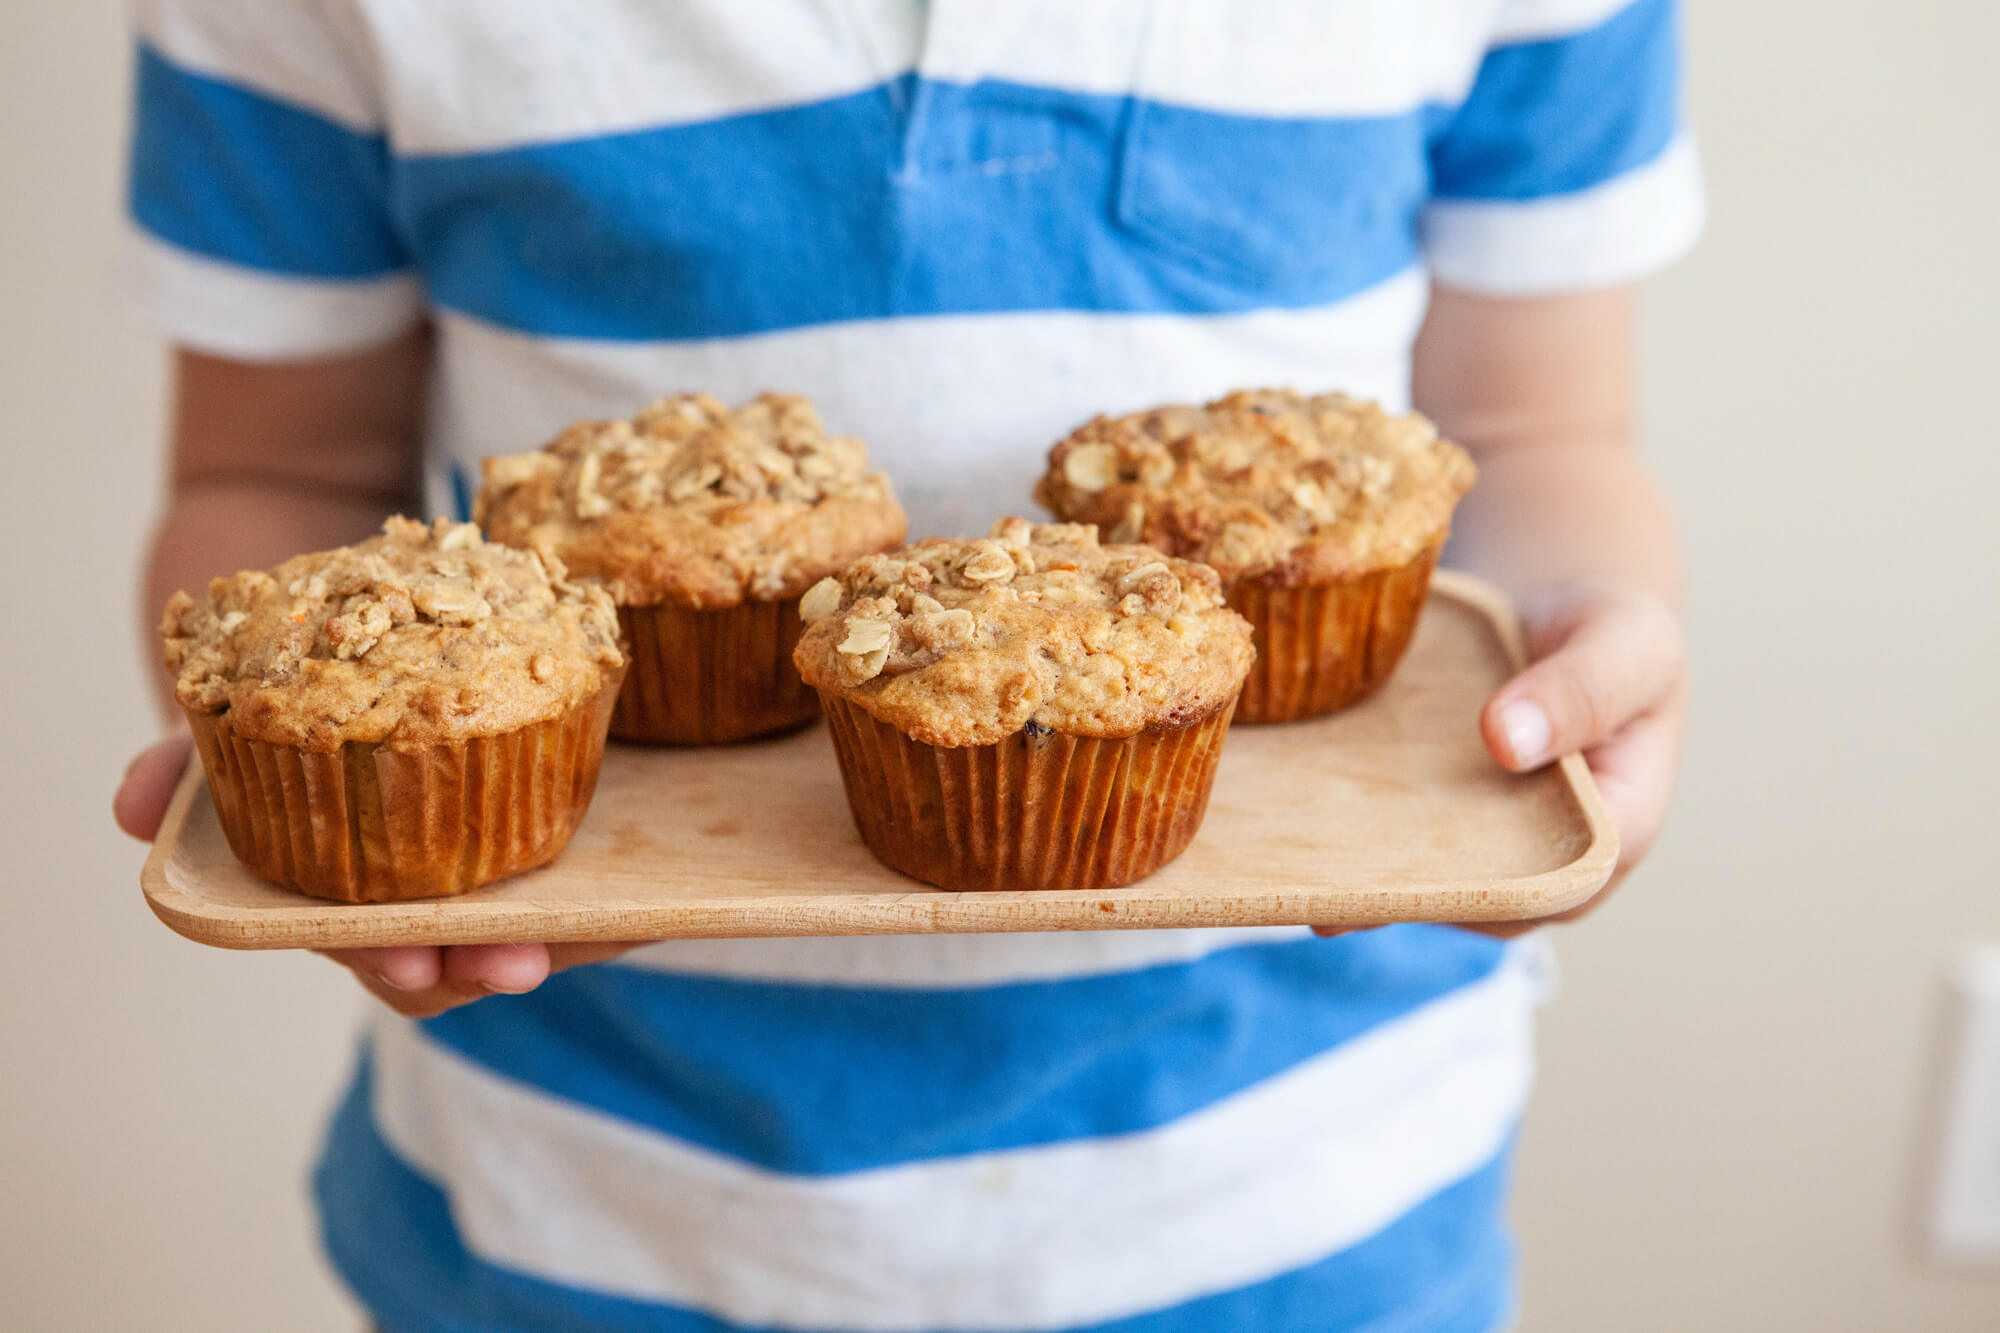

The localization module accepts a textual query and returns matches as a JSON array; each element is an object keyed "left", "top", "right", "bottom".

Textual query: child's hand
[
  {"left": 116, "top": 338, "right": 639, "bottom": 1014},
  {"left": 313, "top": 940, "right": 639, "bottom": 1018},
  {"left": 115, "top": 735, "right": 638, "bottom": 1016},
  {"left": 113, "top": 732, "right": 196, "bottom": 846},
  {"left": 1312, "top": 577, "right": 1684, "bottom": 940},
  {"left": 1481, "top": 578, "right": 1685, "bottom": 910}
]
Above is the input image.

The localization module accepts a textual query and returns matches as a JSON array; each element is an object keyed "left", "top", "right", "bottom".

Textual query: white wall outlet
[{"left": 1922, "top": 946, "right": 2000, "bottom": 1266}]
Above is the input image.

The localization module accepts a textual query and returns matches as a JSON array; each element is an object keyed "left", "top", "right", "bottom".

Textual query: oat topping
[
  {"left": 476, "top": 393, "right": 907, "bottom": 609},
  {"left": 793, "top": 518, "right": 1254, "bottom": 747},
  {"left": 161, "top": 517, "right": 624, "bottom": 751},
  {"left": 1036, "top": 389, "right": 1476, "bottom": 583}
]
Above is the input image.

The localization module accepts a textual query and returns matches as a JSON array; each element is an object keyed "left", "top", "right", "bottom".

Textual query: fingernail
[
  {"left": 1498, "top": 699, "right": 1551, "bottom": 766},
  {"left": 372, "top": 967, "right": 419, "bottom": 993}
]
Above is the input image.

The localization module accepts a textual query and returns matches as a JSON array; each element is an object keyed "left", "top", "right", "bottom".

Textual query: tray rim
[{"left": 141, "top": 572, "right": 1619, "bottom": 950}]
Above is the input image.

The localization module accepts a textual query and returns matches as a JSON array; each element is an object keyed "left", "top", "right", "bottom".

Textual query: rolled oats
[
  {"left": 436, "top": 521, "right": 482, "bottom": 552},
  {"left": 1035, "top": 388, "right": 1475, "bottom": 582},
  {"left": 160, "top": 516, "right": 624, "bottom": 751},
  {"left": 1108, "top": 499, "right": 1145, "bottom": 544},
  {"left": 838, "top": 619, "right": 893, "bottom": 655},
  {"left": 412, "top": 579, "right": 492, "bottom": 626},
  {"left": 792, "top": 518, "right": 1253, "bottom": 748},
  {"left": 799, "top": 577, "right": 843, "bottom": 624},
  {"left": 960, "top": 544, "right": 1017, "bottom": 584},
  {"left": 477, "top": 392, "right": 907, "bottom": 609},
  {"left": 1116, "top": 561, "right": 1171, "bottom": 596},
  {"left": 1062, "top": 441, "right": 1120, "bottom": 492}
]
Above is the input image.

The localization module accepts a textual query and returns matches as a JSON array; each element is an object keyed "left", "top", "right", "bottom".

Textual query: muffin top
[
  {"left": 162, "top": 517, "right": 624, "bottom": 751},
  {"left": 793, "top": 518, "right": 1254, "bottom": 747},
  {"left": 475, "top": 392, "right": 907, "bottom": 609},
  {"left": 1035, "top": 388, "right": 1476, "bottom": 584}
]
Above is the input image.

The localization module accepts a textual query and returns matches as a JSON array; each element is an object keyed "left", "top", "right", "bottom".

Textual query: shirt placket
[{"left": 899, "top": 0, "right": 963, "bottom": 182}]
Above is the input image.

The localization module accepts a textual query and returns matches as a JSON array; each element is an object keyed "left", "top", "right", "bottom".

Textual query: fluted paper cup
[
  {"left": 613, "top": 597, "right": 818, "bottom": 745},
  {"left": 818, "top": 693, "right": 1236, "bottom": 893},
  {"left": 184, "top": 674, "right": 621, "bottom": 902},
  {"left": 1228, "top": 541, "right": 1441, "bottom": 724}
]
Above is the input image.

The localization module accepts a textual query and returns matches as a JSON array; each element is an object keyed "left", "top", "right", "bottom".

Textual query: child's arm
[
  {"left": 1418, "top": 281, "right": 1686, "bottom": 921},
  {"left": 139, "top": 334, "right": 432, "bottom": 715},
  {"left": 114, "top": 335, "right": 635, "bottom": 1015},
  {"left": 116, "top": 337, "right": 428, "bottom": 851}
]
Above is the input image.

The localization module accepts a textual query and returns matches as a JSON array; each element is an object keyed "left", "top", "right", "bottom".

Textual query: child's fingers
[
  {"left": 1481, "top": 588, "right": 1682, "bottom": 771},
  {"left": 317, "top": 945, "right": 546, "bottom": 1018},
  {"left": 441, "top": 942, "right": 552, "bottom": 994},
  {"left": 1316, "top": 586, "right": 1685, "bottom": 942},
  {"left": 1577, "top": 694, "right": 1684, "bottom": 882},
  {"left": 320, "top": 945, "right": 445, "bottom": 994},
  {"left": 113, "top": 733, "right": 193, "bottom": 841},
  {"left": 1452, "top": 692, "right": 1687, "bottom": 939},
  {"left": 318, "top": 942, "right": 641, "bottom": 1018},
  {"left": 315, "top": 946, "right": 454, "bottom": 1018},
  {"left": 345, "top": 969, "right": 463, "bottom": 1019}
]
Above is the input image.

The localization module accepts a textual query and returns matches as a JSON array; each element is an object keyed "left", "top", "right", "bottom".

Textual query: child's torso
[
  {"left": 336, "top": 925, "right": 1537, "bottom": 1330},
  {"left": 343, "top": 0, "right": 1503, "bottom": 533},
  {"left": 303, "top": 7, "right": 1535, "bottom": 1328}
]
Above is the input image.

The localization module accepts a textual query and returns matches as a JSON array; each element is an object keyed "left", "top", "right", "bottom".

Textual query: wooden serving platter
[{"left": 142, "top": 573, "right": 1616, "bottom": 949}]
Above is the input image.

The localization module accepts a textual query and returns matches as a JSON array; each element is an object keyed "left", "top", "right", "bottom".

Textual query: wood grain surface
[{"left": 142, "top": 573, "right": 1617, "bottom": 949}]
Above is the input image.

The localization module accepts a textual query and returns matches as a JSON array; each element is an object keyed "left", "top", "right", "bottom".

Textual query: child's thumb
[
  {"left": 1479, "top": 589, "right": 1681, "bottom": 770},
  {"left": 114, "top": 732, "right": 193, "bottom": 841}
]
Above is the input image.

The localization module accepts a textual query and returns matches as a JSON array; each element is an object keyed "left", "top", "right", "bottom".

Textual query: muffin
[
  {"left": 1036, "top": 389, "right": 1475, "bottom": 723},
  {"left": 477, "top": 393, "right": 906, "bottom": 745},
  {"left": 793, "top": 518, "right": 1254, "bottom": 893},
  {"left": 161, "top": 517, "right": 625, "bottom": 902}
]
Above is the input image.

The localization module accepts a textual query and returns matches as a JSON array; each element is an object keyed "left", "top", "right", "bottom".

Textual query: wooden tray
[{"left": 142, "top": 573, "right": 1616, "bottom": 949}]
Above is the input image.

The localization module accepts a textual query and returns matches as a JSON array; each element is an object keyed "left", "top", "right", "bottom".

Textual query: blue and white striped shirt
[{"left": 127, "top": 2, "right": 1699, "bottom": 1328}]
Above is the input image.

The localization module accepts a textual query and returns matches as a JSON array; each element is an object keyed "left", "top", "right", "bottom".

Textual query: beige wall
[
  {"left": 2, "top": 2, "right": 1994, "bottom": 1329},
  {"left": 0, "top": 6, "right": 367, "bottom": 1329},
  {"left": 1514, "top": 2, "right": 2000, "bottom": 1328}
]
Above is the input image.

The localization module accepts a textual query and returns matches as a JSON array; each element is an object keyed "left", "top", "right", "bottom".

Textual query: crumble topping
[
  {"left": 161, "top": 517, "right": 623, "bottom": 750},
  {"left": 1036, "top": 389, "right": 1475, "bottom": 583},
  {"left": 476, "top": 392, "right": 907, "bottom": 608},
  {"left": 793, "top": 518, "right": 1254, "bottom": 746}
]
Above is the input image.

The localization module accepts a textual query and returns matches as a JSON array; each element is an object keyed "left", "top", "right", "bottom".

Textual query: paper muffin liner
[
  {"left": 1228, "top": 541, "right": 1442, "bottom": 725},
  {"left": 612, "top": 596, "right": 819, "bottom": 745},
  {"left": 818, "top": 693, "right": 1237, "bottom": 893},
  {"left": 184, "top": 675, "right": 621, "bottom": 903}
]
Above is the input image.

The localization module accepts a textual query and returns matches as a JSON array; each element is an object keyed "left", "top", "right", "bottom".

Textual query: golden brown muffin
[
  {"left": 477, "top": 393, "right": 907, "bottom": 743},
  {"left": 794, "top": 518, "right": 1253, "bottom": 893},
  {"left": 162, "top": 516, "right": 625, "bottom": 901},
  {"left": 1036, "top": 389, "right": 1475, "bottom": 722}
]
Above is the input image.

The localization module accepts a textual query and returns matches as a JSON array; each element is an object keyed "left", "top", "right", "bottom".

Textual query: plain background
[{"left": 3, "top": 3, "right": 1996, "bottom": 1329}]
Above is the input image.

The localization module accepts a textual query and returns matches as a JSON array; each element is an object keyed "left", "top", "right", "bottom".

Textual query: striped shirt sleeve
[
  {"left": 1422, "top": 0, "right": 1704, "bottom": 295},
  {"left": 124, "top": 0, "right": 422, "bottom": 360}
]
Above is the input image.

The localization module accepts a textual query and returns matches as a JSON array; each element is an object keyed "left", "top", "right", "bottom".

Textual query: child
[{"left": 115, "top": 1, "right": 1695, "bottom": 1328}]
